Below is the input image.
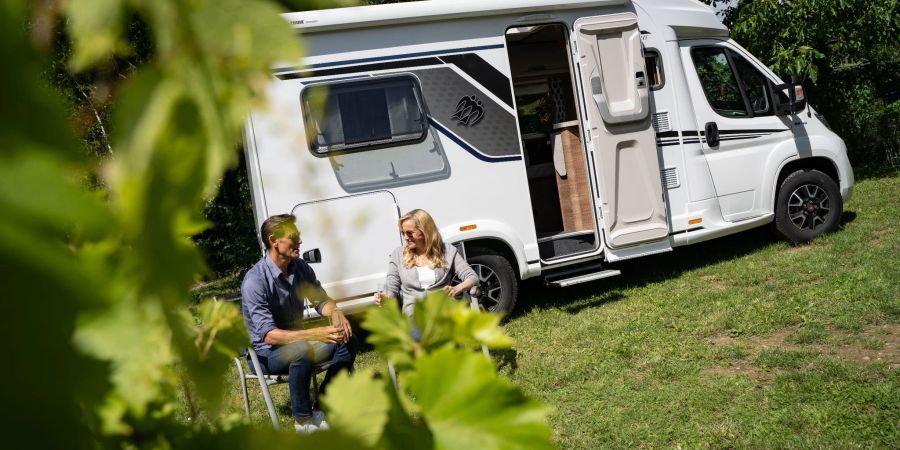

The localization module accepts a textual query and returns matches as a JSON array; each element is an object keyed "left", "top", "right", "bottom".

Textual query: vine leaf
[
  {"left": 362, "top": 297, "right": 416, "bottom": 371},
  {"left": 415, "top": 292, "right": 514, "bottom": 352},
  {"left": 407, "top": 347, "right": 554, "bottom": 450},
  {"left": 320, "top": 368, "right": 389, "bottom": 447}
]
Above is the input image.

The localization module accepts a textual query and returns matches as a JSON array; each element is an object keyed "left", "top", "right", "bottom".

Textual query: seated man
[{"left": 241, "top": 213, "right": 357, "bottom": 433}]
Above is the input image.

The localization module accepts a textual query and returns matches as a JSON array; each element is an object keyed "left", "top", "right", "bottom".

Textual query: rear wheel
[
  {"left": 773, "top": 169, "right": 843, "bottom": 243},
  {"left": 458, "top": 248, "right": 518, "bottom": 316}
]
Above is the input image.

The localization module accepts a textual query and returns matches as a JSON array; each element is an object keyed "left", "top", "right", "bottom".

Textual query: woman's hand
[
  {"left": 374, "top": 291, "right": 383, "bottom": 306},
  {"left": 444, "top": 284, "right": 466, "bottom": 297}
]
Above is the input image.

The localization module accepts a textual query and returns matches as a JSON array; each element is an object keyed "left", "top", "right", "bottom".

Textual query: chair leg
[
  {"left": 248, "top": 348, "right": 281, "bottom": 430},
  {"left": 311, "top": 371, "right": 320, "bottom": 408},
  {"left": 387, "top": 361, "right": 399, "bottom": 390},
  {"left": 469, "top": 294, "right": 492, "bottom": 358},
  {"left": 234, "top": 357, "right": 251, "bottom": 419}
]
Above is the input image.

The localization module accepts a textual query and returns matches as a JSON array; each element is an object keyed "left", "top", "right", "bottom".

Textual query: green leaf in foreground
[
  {"left": 320, "top": 368, "right": 389, "bottom": 448},
  {"left": 415, "top": 292, "right": 515, "bottom": 352},
  {"left": 362, "top": 297, "right": 416, "bottom": 370},
  {"left": 406, "top": 347, "right": 554, "bottom": 450}
]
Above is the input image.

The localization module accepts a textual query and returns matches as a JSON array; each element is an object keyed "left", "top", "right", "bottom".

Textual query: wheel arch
[
  {"left": 441, "top": 220, "right": 530, "bottom": 279},
  {"left": 771, "top": 156, "right": 840, "bottom": 210}
]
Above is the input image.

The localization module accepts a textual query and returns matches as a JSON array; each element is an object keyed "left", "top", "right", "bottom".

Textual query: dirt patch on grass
[
  {"left": 704, "top": 323, "right": 900, "bottom": 378},
  {"left": 698, "top": 274, "right": 729, "bottom": 291},
  {"left": 831, "top": 324, "right": 899, "bottom": 368}
]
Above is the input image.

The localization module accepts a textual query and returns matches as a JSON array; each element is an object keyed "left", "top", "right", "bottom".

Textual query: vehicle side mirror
[
  {"left": 774, "top": 74, "right": 807, "bottom": 116},
  {"left": 302, "top": 248, "right": 322, "bottom": 264}
]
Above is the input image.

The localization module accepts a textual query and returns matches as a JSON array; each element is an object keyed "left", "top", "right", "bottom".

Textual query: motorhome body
[{"left": 244, "top": 0, "right": 854, "bottom": 314}]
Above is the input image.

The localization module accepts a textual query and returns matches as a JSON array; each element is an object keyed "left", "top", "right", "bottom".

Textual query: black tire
[
  {"left": 463, "top": 248, "right": 518, "bottom": 316},
  {"left": 773, "top": 169, "right": 843, "bottom": 243}
]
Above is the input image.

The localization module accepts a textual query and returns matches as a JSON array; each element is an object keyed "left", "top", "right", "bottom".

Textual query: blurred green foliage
[{"left": 1, "top": 1, "right": 551, "bottom": 447}]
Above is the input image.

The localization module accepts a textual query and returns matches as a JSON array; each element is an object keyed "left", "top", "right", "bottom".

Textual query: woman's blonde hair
[{"left": 400, "top": 209, "right": 447, "bottom": 269}]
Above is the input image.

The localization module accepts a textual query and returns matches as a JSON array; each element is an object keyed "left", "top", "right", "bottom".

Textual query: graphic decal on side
[
  {"left": 452, "top": 95, "right": 485, "bottom": 127},
  {"left": 655, "top": 129, "right": 788, "bottom": 147}
]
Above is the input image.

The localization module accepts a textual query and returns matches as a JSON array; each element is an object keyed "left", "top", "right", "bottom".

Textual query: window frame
[
  {"left": 689, "top": 45, "right": 778, "bottom": 119},
  {"left": 300, "top": 73, "right": 430, "bottom": 157},
  {"left": 643, "top": 48, "right": 665, "bottom": 91}
]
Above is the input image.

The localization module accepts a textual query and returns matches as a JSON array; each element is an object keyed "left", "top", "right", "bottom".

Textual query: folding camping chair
[
  {"left": 233, "top": 346, "right": 331, "bottom": 430},
  {"left": 215, "top": 293, "right": 331, "bottom": 430}
]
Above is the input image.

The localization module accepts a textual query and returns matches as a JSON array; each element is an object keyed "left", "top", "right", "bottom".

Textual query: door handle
[{"left": 704, "top": 121, "right": 719, "bottom": 148}]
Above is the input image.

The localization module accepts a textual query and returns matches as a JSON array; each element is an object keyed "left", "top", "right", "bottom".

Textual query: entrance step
[{"left": 546, "top": 269, "right": 621, "bottom": 287}]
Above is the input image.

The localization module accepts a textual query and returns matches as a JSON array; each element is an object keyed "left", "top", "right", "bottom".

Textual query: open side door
[{"left": 574, "top": 13, "right": 669, "bottom": 249}]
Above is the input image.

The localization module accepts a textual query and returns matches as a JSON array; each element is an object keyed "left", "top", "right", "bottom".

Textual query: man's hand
[
  {"left": 306, "top": 325, "right": 345, "bottom": 344},
  {"left": 329, "top": 309, "right": 352, "bottom": 343}
]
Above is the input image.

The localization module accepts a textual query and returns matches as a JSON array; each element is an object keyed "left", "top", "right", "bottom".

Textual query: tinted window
[
  {"left": 691, "top": 47, "right": 747, "bottom": 117},
  {"left": 302, "top": 76, "right": 427, "bottom": 154},
  {"left": 732, "top": 54, "right": 773, "bottom": 116}
]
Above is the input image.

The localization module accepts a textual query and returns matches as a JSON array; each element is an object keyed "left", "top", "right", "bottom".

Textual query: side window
[
  {"left": 644, "top": 50, "right": 664, "bottom": 90},
  {"left": 302, "top": 75, "right": 428, "bottom": 155},
  {"left": 691, "top": 47, "right": 748, "bottom": 117},
  {"left": 731, "top": 54, "right": 773, "bottom": 116}
]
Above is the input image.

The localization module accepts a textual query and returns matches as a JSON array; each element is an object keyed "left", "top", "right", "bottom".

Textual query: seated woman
[{"left": 374, "top": 209, "right": 479, "bottom": 339}]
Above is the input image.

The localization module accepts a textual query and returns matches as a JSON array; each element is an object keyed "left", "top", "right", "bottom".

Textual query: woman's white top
[{"left": 416, "top": 266, "right": 436, "bottom": 289}]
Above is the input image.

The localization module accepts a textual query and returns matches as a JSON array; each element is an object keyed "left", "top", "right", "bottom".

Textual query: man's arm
[
  {"left": 263, "top": 326, "right": 342, "bottom": 346},
  {"left": 300, "top": 262, "right": 352, "bottom": 340},
  {"left": 243, "top": 273, "right": 342, "bottom": 346}
]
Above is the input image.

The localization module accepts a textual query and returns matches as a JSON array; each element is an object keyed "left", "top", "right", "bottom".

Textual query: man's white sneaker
[
  {"left": 294, "top": 419, "right": 323, "bottom": 434},
  {"left": 311, "top": 410, "right": 330, "bottom": 430}
]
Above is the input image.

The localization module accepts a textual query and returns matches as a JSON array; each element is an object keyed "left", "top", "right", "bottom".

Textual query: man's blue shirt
[{"left": 241, "top": 255, "right": 331, "bottom": 352}]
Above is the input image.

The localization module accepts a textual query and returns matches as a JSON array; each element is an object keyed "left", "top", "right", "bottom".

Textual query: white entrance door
[
  {"left": 292, "top": 191, "right": 401, "bottom": 302},
  {"left": 680, "top": 39, "right": 793, "bottom": 221},
  {"left": 573, "top": 13, "right": 669, "bottom": 249}
]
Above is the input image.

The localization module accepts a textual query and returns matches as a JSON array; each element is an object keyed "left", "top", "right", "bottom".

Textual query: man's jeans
[{"left": 256, "top": 336, "right": 357, "bottom": 420}]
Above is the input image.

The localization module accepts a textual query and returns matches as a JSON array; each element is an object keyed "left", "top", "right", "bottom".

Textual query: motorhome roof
[
  {"left": 283, "top": 0, "right": 628, "bottom": 33},
  {"left": 283, "top": 0, "right": 726, "bottom": 37}
]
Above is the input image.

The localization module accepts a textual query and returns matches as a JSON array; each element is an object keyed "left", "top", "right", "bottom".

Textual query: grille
[
  {"left": 651, "top": 111, "right": 670, "bottom": 133},
  {"left": 662, "top": 167, "right": 680, "bottom": 189}
]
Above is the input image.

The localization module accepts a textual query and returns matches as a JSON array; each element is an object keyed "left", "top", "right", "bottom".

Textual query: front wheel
[
  {"left": 773, "top": 169, "right": 843, "bottom": 243},
  {"left": 461, "top": 249, "right": 518, "bottom": 316}
]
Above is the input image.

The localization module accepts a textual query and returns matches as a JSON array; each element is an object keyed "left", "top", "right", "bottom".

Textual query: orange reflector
[
  {"left": 688, "top": 218, "right": 703, "bottom": 225},
  {"left": 459, "top": 224, "right": 477, "bottom": 232}
]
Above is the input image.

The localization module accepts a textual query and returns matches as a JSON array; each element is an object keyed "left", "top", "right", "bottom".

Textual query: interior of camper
[{"left": 506, "top": 23, "right": 597, "bottom": 260}]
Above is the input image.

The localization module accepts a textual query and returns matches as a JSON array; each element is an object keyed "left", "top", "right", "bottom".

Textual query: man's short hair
[{"left": 260, "top": 214, "right": 297, "bottom": 250}]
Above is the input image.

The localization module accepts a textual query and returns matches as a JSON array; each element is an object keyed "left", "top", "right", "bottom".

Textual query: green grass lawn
[{"left": 213, "top": 172, "right": 899, "bottom": 448}]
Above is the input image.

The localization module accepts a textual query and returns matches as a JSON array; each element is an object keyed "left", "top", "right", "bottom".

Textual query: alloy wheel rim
[
  {"left": 455, "top": 263, "right": 502, "bottom": 311},
  {"left": 787, "top": 183, "right": 831, "bottom": 231}
]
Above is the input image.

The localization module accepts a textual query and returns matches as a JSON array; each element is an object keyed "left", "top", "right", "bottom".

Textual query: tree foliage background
[{"left": 705, "top": 0, "right": 900, "bottom": 172}]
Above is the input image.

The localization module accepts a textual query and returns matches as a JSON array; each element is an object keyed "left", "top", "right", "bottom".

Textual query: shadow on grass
[
  {"left": 841, "top": 210, "right": 857, "bottom": 226},
  {"left": 510, "top": 227, "right": 779, "bottom": 319},
  {"left": 492, "top": 348, "right": 519, "bottom": 373}
]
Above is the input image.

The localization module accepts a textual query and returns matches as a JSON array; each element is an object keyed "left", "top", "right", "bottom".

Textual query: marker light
[
  {"left": 459, "top": 224, "right": 477, "bottom": 231},
  {"left": 688, "top": 218, "right": 703, "bottom": 225}
]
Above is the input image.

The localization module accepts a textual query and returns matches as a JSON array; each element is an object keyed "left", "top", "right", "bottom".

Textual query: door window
[
  {"left": 691, "top": 46, "right": 777, "bottom": 118},
  {"left": 731, "top": 54, "right": 773, "bottom": 116},
  {"left": 691, "top": 47, "right": 747, "bottom": 117}
]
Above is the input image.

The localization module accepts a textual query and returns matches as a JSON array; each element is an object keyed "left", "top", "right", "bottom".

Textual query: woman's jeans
[{"left": 255, "top": 336, "right": 357, "bottom": 420}]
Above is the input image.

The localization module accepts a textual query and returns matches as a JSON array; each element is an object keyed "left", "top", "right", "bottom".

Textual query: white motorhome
[{"left": 244, "top": 0, "right": 854, "bottom": 314}]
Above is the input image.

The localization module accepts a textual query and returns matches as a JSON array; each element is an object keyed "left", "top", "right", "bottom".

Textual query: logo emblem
[{"left": 451, "top": 95, "right": 485, "bottom": 127}]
